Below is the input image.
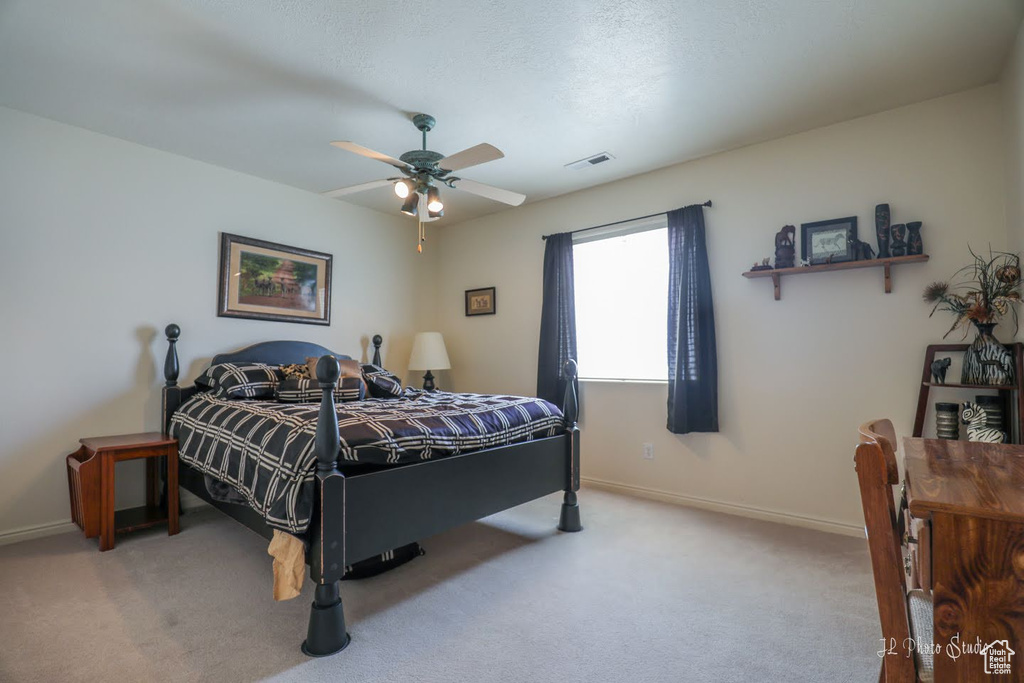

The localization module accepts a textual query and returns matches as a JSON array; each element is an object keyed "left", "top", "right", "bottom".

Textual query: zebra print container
[
  {"left": 961, "top": 322, "right": 1014, "bottom": 386},
  {"left": 935, "top": 402, "right": 960, "bottom": 440}
]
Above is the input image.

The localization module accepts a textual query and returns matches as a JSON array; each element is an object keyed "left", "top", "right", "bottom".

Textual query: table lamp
[{"left": 408, "top": 332, "right": 451, "bottom": 391}]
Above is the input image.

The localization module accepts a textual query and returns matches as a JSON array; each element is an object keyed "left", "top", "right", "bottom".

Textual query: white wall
[
  {"left": 0, "top": 107, "right": 433, "bottom": 538},
  {"left": 435, "top": 85, "right": 1007, "bottom": 533},
  {"left": 1005, "top": 21, "right": 1024, "bottom": 255}
]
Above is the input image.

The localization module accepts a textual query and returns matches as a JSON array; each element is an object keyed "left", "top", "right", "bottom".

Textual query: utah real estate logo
[{"left": 981, "top": 640, "right": 1014, "bottom": 676}]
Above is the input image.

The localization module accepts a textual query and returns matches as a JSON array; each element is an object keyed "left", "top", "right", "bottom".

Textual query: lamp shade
[{"left": 408, "top": 332, "right": 451, "bottom": 371}]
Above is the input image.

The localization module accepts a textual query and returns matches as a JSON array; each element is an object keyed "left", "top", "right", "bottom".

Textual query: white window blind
[{"left": 573, "top": 216, "right": 669, "bottom": 381}]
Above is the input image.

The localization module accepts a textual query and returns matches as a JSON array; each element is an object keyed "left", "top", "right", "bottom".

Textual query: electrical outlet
[{"left": 642, "top": 443, "right": 654, "bottom": 460}]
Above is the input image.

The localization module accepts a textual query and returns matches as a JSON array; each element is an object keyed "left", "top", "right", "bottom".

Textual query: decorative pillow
[
  {"left": 305, "top": 356, "right": 367, "bottom": 394},
  {"left": 197, "top": 363, "right": 281, "bottom": 399},
  {"left": 361, "top": 364, "right": 404, "bottom": 399},
  {"left": 276, "top": 376, "right": 365, "bottom": 403},
  {"left": 279, "top": 363, "right": 311, "bottom": 380}
]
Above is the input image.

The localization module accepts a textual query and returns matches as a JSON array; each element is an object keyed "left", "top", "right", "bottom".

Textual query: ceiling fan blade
[
  {"left": 438, "top": 143, "right": 504, "bottom": 172},
  {"left": 330, "top": 141, "right": 410, "bottom": 171},
  {"left": 451, "top": 178, "right": 526, "bottom": 206},
  {"left": 322, "top": 178, "right": 394, "bottom": 198}
]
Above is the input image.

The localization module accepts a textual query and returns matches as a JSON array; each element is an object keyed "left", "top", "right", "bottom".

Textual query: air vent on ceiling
[{"left": 565, "top": 152, "right": 615, "bottom": 170}]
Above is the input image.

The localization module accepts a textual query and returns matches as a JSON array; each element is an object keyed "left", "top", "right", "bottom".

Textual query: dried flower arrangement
[{"left": 922, "top": 248, "right": 1022, "bottom": 338}]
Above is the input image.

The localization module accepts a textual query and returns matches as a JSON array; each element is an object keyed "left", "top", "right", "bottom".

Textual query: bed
[{"left": 160, "top": 324, "right": 582, "bottom": 657}]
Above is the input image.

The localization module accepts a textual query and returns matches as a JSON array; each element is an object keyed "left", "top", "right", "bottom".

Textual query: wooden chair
[
  {"left": 857, "top": 422, "right": 934, "bottom": 683},
  {"left": 858, "top": 419, "right": 931, "bottom": 592}
]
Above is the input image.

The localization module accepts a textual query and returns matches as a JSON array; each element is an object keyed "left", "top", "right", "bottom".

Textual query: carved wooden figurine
[
  {"left": 961, "top": 401, "right": 1006, "bottom": 443},
  {"left": 875, "top": 204, "right": 891, "bottom": 258},
  {"left": 850, "top": 239, "right": 875, "bottom": 261},
  {"left": 930, "top": 357, "right": 951, "bottom": 384},
  {"left": 906, "top": 222, "right": 923, "bottom": 256},
  {"left": 890, "top": 223, "right": 907, "bottom": 257},
  {"left": 774, "top": 225, "right": 796, "bottom": 269}
]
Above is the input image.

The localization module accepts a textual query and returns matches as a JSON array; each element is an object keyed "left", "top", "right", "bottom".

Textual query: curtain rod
[{"left": 541, "top": 201, "right": 712, "bottom": 240}]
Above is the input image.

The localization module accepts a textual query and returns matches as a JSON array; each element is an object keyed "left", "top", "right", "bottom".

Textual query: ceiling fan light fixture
[
  {"left": 426, "top": 185, "right": 443, "bottom": 213},
  {"left": 326, "top": 114, "right": 525, "bottom": 222},
  {"left": 400, "top": 192, "right": 419, "bottom": 216}
]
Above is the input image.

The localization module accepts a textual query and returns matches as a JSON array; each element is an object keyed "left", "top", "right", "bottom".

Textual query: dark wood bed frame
[{"left": 160, "top": 324, "right": 582, "bottom": 657}]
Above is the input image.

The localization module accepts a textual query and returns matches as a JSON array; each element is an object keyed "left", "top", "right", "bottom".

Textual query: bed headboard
[
  {"left": 160, "top": 324, "right": 382, "bottom": 434},
  {"left": 212, "top": 340, "right": 352, "bottom": 366}
]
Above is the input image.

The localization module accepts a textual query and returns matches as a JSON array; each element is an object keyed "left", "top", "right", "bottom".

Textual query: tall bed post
[
  {"left": 557, "top": 359, "right": 583, "bottom": 532},
  {"left": 371, "top": 334, "right": 383, "bottom": 366},
  {"left": 302, "top": 355, "right": 351, "bottom": 657},
  {"left": 161, "top": 324, "right": 181, "bottom": 436}
]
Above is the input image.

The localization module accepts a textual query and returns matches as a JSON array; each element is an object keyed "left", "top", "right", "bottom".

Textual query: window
[{"left": 573, "top": 217, "right": 668, "bottom": 381}]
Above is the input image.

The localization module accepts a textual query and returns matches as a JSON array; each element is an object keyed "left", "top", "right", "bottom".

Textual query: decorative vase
[
  {"left": 875, "top": 204, "right": 890, "bottom": 258},
  {"left": 935, "top": 402, "right": 960, "bottom": 440},
  {"left": 961, "top": 322, "right": 1015, "bottom": 386},
  {"left": 906, "top": 222, "right": 923, "bottom": 256},
  {"left": 890, "top": 224, "right": 907, "bottom": 257},
  {"left": 975, "top": 395, "right": 1004, "bottom": 432}
]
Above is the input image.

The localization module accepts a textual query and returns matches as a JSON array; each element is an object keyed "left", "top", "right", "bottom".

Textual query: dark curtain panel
[
  {"left": 537, "top": 232, "right": 577, "bottom": 406},
  {"left": 667, "top": 205, "right": 718, "bottom": 433}
]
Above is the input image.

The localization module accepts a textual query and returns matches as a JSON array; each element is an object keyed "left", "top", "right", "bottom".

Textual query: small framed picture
[
  {"left": 801, "top": 217, "right": 858, "bottom": 265},
  {"left": 218, "top": 233, "right": 332, "bottom": 325},
  {"left": 465, "top": 287, "right": 496, "bottom": 316}
]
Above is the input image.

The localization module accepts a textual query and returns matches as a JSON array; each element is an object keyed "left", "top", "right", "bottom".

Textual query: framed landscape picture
[
  {"left": 218, "top": 233, "right": 332, "bottom": 325},
  {"left": 800, "top": 217, "right": 858, "bottom": 265},
  {"left": 465, "top": 287, "right": 496, "bottom": 316}
]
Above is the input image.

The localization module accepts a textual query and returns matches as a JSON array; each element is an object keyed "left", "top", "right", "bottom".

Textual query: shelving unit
[
  {"left": 742, "top": 254, "right": 929, "bottom": 300},
  {"left": 913, "top": 342, "right": 1024, "bottom": 444}
]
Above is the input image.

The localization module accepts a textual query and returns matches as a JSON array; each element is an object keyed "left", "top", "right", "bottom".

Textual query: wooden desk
[{"left": 904, "top": 437, "right": 1024, "bottom": 682}]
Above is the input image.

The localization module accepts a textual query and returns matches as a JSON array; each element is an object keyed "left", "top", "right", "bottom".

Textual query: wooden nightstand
[{"left": 66, "top": 432, "right": 179, "bottom": 551}]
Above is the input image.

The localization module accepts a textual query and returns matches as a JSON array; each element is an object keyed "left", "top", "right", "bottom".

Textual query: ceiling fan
[{"left": 323, "top": 114, "right": 526, "bottom": 227}]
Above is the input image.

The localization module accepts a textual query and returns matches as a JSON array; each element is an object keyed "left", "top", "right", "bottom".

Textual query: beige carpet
[{"left": 0, "top": 488, "right": 880, "bottom": 682}]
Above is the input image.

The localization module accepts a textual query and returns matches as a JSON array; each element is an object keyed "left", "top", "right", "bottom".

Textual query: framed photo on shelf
[
  {"left": 465, "top": 287, "right": 496, "bottom": 316},
  {"left": 218, "top": 232, "right": 332, "bottom": 326},
  {"left": 800, "top": 217, "right": 858, "bottom": 265}
]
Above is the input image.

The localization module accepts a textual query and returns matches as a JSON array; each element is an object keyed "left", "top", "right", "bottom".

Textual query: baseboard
[
  {"left": 581, "top": 477, "right": 864, "bottom": 538},
  {"left": 0, "top": 519, "right": 79, "bottom": 546},
  {"left": 1, "top": 496, "right": 208, "bottom": 547}
]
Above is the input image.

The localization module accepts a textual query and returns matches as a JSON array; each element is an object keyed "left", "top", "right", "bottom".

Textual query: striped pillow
[
  {"left": 197, "top": 363, "right": 281, "bottom": 399},
  {"left": 276, "top": 376, "right": 365, "bottom": 403},
  {"left": 360, "top": 364, "right": 404, "bottom": 399}
]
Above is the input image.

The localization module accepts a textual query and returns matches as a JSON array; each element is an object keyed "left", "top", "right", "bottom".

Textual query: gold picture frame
[{"left": 218, "top": 233, "right": 332, "bottom": 326}]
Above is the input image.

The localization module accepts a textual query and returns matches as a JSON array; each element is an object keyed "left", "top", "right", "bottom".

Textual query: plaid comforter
[{"left": 169, "top": 389, "right": 564, "bottom": 533}]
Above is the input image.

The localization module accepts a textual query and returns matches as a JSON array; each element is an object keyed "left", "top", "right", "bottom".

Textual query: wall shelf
[
  {"left": 742, "top": 254, "right": 929, "bottom": 300},
  {"left": 922, "top": 382, "right": 1015, "bottom": 391}
]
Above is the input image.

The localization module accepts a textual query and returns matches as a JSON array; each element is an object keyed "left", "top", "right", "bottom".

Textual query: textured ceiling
[{"left": 1, "top": 0, "right": 1022, "bottom": 225}]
